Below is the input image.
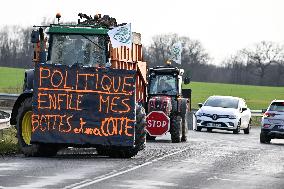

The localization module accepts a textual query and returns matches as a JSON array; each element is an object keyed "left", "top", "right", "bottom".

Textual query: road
[{"left": 0, "top": 127, "right": 283, "bottom": 189}]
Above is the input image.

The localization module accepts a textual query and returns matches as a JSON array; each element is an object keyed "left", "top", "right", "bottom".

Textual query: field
[
  {"left": 184, "top": 82, "right": 284, "bottom": 110},
  {"left": 0, "top": 67, "right": 25, "bottom": 93},
  {"left": 0, "top": 67, "right": 283, "bottom": 110}
]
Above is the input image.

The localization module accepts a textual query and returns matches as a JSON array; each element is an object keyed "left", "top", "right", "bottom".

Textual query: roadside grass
[
  {"left": 0, "top": 67, "right": 25, "bottom": 93},
  {"left": 0, "top": 127, "right": 19, "bottom": 156},
  {"left": 251, "top": 116, "right": 262, "bottom": 127},
  {"left": 184, "top": 82, "right": 284, "bottom": 110}
]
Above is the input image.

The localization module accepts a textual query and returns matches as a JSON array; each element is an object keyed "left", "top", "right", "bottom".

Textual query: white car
[{"left": 195, "top": 96, "right": 251, "bottom": 134}]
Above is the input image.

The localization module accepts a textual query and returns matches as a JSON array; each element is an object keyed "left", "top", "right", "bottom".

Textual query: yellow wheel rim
[{"left": 22, "top": 111, "right": 32, "bottom": 145}]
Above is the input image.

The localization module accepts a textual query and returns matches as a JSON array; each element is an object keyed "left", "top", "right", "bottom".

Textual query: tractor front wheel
[
  {"left": 98, "top": 104, "right": 146, "bottom": 158},
  {"left": 16, "top": 97, "right": 58, "bottom": 157}
]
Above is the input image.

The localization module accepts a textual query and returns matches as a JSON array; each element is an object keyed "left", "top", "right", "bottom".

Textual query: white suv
[{"left": 195, "top": 96, "right": 251, "bottom": 134}]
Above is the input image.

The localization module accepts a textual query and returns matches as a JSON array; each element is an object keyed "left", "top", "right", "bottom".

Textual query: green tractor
[{"left": 10, "top": 13, "right": 147, "bottom": 158}]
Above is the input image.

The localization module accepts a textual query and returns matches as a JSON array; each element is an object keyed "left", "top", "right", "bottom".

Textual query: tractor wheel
[
  {"left": 96, "top": 147, "right": 109, "bottom": 156},
  {"left": 181, "top": 113, "right": 189, "bottom": 142},
  {"left": 146, "top": 133, "right": 156, "bottom": 141},
  {"left": 134, "top": 104, "right": 147, "bottom": 150},
  {"left": 101, "top": 104, "right": 146, "bottom": 158},
  {"left": 171, "top": 116, "right": 182, "bottom": 143},
  {"left": 16, "top": 97, "right": 58, "bottom": 157}
]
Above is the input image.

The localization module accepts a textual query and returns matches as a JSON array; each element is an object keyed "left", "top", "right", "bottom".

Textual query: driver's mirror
[
  {"left": 198, "top": 103, "right": 203, "bottom": 108},
  {"left": 31, "top": 30, "right": 39, "bottom": 43},
  {"left": 184, "top": 77, "right": 190, "bottom": 84}
]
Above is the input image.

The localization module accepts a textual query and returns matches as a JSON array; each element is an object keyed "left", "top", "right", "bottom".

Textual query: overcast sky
[{"left": 0, "top": 0, "right": 283, "bottom": 64}]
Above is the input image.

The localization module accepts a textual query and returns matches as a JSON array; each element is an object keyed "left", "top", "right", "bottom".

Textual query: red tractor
[{"left": 146, "top": 64, "right": 191, "bottom": 142}]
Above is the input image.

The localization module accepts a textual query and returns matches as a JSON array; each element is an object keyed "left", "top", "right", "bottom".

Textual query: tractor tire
[
  {"left": 134, "top": 104, "right": 147, "bottom": 150},
  {"left": 96, "top": 147, "right": 109, "bottom": 156},
  {"left": 99, "top": 104, "right": 146, "bottom": 158},
  {"left": 181, "top": 112, "right": 189, "bottom": 142},
  {"left": 146, "top": 133, "right": 156, "bottom": 141},
  {"left": 16, "top": 97, "right": 58, "bottom": 157},
  {"left": 171, "top": 116, "right": 182, "bottom": 143}
]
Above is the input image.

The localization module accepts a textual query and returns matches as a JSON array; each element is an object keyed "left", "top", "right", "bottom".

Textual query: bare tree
[
  {"left": 144, "top": 33, "right": 210, "bottom": 80},
  {"left": 241, "top": 41, "right": 283, "bottom": 85}
]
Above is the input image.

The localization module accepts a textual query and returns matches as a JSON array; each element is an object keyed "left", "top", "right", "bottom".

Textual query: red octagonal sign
[{"left": 146, "top": 111, "right": 170, "bottom": 136}]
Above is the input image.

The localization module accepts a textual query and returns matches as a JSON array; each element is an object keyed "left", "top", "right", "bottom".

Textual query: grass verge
[{"left": 0, "top": 126, "right": 19, "bottom": 156}]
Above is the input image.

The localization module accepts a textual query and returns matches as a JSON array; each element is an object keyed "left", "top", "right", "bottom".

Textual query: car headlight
[
  {"left": 196, "top": 111, "right": 203, "bottom": 117},
  {"left": 228, "top": 115, "right": 237, "bottom": 119}
]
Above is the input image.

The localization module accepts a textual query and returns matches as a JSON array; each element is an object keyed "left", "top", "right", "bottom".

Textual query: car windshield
[
  {"left": 269, "top": 102, "right": 284, "bottom": 112},
  {"left": 49, "top": 34, "right": 107, "bottom": 67},
  {"left": 204, "top": 97, "right": 239, "bottom": 109},
  {"left": 149, "top": 74, "right": 177, "bottom": 95}
]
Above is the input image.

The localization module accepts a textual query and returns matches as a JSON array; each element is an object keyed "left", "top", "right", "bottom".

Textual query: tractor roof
[
  {"left": 150, "top": 66, "right": 184, "bottom": 76},
  {"left": 47, "top": 26, "right": 108, "bottom": 35}
]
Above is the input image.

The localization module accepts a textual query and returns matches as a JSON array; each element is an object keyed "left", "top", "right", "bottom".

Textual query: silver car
[{"left": 260, "top": 100, "right": 284, "bottom": 143}]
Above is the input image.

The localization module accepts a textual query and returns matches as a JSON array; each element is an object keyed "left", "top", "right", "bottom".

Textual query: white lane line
[{"left": 65, "top": 147, "right": 190, "bottom": 189}]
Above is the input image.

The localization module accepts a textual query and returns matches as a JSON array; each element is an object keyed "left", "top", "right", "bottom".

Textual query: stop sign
[{"left": 146, "top": 111, "right": 170, "bottom": 136}]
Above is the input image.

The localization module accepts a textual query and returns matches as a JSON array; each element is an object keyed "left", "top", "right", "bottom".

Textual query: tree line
[{"left": 0, "top": 25, "right": 283, "bottom": 86}]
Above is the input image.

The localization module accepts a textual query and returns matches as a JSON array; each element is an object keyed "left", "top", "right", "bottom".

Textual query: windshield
[
  {"left": 269, "top": 102, "right": 284, "bottom": 112},
  {"left": 149, "top": 74, "right": 177, "bottom": 95},
  {"left": 204, "top": 97, "right": 239, "bottom": 109},
  {"left": 49, "top": 34, "right": 107, "bottom": 66}
]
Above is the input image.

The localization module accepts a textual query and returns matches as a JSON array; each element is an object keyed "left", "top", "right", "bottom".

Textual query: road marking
[{"left": 64, "top": 147, "right": 190, "bottom": 189}]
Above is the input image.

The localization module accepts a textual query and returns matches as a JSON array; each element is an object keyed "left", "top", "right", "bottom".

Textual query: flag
[
  {"left": 108, "top": 23, "right": 132, "bottom": 49},
  {"left": 170, "top": 42, "right": 182, "bottom": 64}
]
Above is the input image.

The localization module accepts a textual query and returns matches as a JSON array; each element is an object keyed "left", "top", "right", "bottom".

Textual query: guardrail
[
  {"left": 0, "top": 110, "right": 11, "bottom": 131},
  {"left": 0, "top": 93, "right": 19, "bottom": 101}
]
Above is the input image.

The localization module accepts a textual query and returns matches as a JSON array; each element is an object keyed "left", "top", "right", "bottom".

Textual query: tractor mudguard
[
  {"left": 178, "top": 98, "right": 189, "bottom": 116},
  {"left": 23, "top": 69, "right": 34, "bottom": 91},
  {"left": 10, "top": 92, "right": 33, "bottom": 125}
]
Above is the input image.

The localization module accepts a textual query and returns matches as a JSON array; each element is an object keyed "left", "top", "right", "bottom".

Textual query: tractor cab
[
  {"left": 148, "top": 66, "right": 187, "bottom": 97},
  {"left": 31, "top": 14, "right": 113, "bottom": 67},
  {"left": 46, "top": 28, "right": 108, "bottom": 67}
]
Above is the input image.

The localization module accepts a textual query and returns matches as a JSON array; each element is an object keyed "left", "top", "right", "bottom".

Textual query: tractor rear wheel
[
  {"left": 146, "top": 133, "right": 156, "bottom": 141},
  {"left": 98, "top": 104, "right": 146, "bottom": 158},
  {"left": 16, "top": 97, "right": 58, "bottom": 157},
  {"left": 171, "top": 116, "right": 182, "bottom": 143},
  {"left": 181, "top": 113, "right": 189, "bottom": 142}
]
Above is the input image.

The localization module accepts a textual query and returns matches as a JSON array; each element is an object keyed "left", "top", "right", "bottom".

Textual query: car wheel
[
  {"left": 260, "top": 132, "right": 271, "bottom": 144},
  {"left": 196, "top": 126, "right": 202, "bottom": 132},
  {"left": 233, "top": 120, "right": 241, "bottom": 134},
  {"left": 207, "top": 128, "right": 212, "bottom": 132},
  {"left": 243, "top": 120, "right": 251, "bottom": 134}
]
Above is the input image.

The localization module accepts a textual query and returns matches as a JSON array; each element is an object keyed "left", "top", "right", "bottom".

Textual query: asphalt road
[{"left": 0, "top": 127, "right": 283, "bottom": 189}]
